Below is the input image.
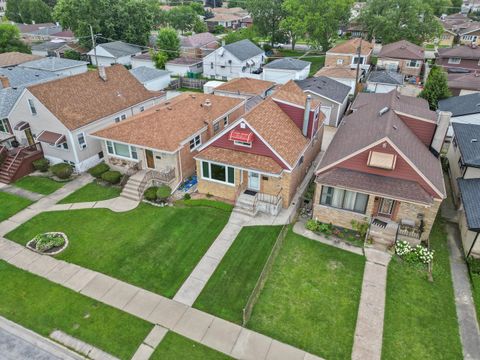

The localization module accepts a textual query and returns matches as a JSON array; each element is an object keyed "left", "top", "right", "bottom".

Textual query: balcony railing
[{"left": 397, "top": 224, "right": 421, "bottom": 240}]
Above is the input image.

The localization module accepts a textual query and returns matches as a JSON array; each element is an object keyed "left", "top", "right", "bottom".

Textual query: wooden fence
[{"left": 169, "top": 77, "right": 207, "bottom": 90}]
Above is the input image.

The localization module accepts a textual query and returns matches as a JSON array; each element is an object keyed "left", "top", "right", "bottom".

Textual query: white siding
[
  {"left": 203, "top": 47, "right": 265, "bottom": 80},
  {"left": 131, "top": 58, "right": 155, "bottom": 69},
  {"left": 263, "top": 66, "right": 310, "bottom": 84},
  {"left": 366, "top": 82, "right": 399, "bottom": 94},
  {"left": 165, "top": 63, "right": 203, "bottom": 76},
  {"left": 142, "top": 74, "right": 171, "bottom": 91}
]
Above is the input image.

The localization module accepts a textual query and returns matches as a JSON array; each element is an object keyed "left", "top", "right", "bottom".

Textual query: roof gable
[
  {"left": 378, "top": 40, "right": 424, "bottom": 60},
  {"left": 264, "top": 58, "right": 311, "bottom": 70},
  {"left": 327, "top": 38, "right": 373, "bottom": 55},
  {"left": 296, "top": 76, "right": 350, "bottom": 103},
  {"left": 223, "top": 39, "right": 264, "bottom": 61}
]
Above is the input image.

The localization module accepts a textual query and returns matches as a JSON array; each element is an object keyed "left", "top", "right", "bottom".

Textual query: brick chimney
[{"left": 0, "top": 75, "right": 10, "bottom": 88}]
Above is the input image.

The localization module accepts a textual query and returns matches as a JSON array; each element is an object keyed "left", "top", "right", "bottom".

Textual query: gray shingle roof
[
  {"left": 0, "top": 87, "right": 23, "bottom": 118},
  {"left": 19, "top": 57, "right": 88, "bottom": 72},
  {"left": 367, "top": 70, "right": 404, "bottom": 85},
  {"left": 438, "top": 93, "right": 480, "bottom": 117},
  {"left": 295, "top": 76, "right": 350, "bottom": 104},
  {"left": 31, "top": 41, "right": 67, "bottom": 52},
  {"left": 264, "top": 58, "right": 311, "bottom": 70},
  {"left": 458, "top": 178, "right": 480, "bottom": 231},
  {"left": 0, "top": 67, "right": 59, "bottom": 89},
  {"left": 223, "top": 39, "right": 264, "bottom": 61},
  {"left": 452, "top": 123, "right": 480, "bottom": 167},
  {"left": 129, "top": 66, "right": 170, "bottom": 83},
  {"left": 99, "top": 41, "right": 143, "bottom": 58}
]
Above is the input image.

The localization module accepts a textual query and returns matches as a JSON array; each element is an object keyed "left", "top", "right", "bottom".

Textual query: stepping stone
[
  {"left": 200, "top": 317, "right": 242, "bottom": 354},
  {"left": 231, "top": 328, "right": 272, "bottom": 360},
  {"left": 173, "top": 307, "right": 214, "bottom": 342}
]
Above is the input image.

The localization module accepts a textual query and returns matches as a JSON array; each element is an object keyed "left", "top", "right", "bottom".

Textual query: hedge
[
  {"left": 88, "top": 163, "right": 110, "bottom": 178},
  {"left": 50, "top": 163, "right": 73, "bottom": 179},
  {"left": 101, "top": 171, "right": 121, "bottom": 184}
]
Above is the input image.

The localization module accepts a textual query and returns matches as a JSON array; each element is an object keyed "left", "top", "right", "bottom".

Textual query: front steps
[
  {"left": 120, "top": 170, "right": 147, "bottom": 201},
  {"left": 233, "top": 193, "right": 257, "bottom": 217},
  {"left": 0, "top": 154, "right": 21, "bottom": 184}
]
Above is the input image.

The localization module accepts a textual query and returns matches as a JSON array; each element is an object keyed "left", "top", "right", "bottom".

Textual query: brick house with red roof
[
  {"left": 195, "top": 81, "right": 324, "bottom": 215},
  {"left": 313, "top": 91, "right": 450, "bottom": 247}
]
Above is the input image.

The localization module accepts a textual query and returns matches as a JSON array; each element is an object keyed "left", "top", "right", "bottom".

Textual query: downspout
[
  {"left": 467, "top": 232, "right": 480, "bottom": 258},
  {"left": 67, "top": 132, "right": 80, "bottom": 169},
  {"left": 302, "top": 95, "right": 312, "bottom": 137}
]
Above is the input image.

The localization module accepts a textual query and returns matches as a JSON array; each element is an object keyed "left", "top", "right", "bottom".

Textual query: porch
[{"left": 0, "top": 140, "right": 44, "bottom": 184}]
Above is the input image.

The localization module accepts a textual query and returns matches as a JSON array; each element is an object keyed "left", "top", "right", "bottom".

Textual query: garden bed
[
  {"left": 26, "top": 232, "right": 68, "bottom": 255},
  {"left": 305, "top": 219, "right": 365, "bottom": 248}
]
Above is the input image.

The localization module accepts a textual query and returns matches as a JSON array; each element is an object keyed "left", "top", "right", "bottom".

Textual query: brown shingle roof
[
  {"left": 327, "top": 38, "right": 373, "bottom": 55},
  {"left": 272, "top": 80, "right": 320, "bottom": 108},
  {"left": 314, "top": 66, "right": 357, "bottom": 79},
  {"left": 437, "top": 46, "right": 480, "bottom": 60},
  {"left": 215, "top": 78, "right": 275, "bottom": 97},
  {"left": 0, "top": 52, "right": 42, "bottom": 68},
  {"left": 448, "top": 72, "right": 480, "bottom": 91},
  {"left": 28, "top": 65, "right": 161, "bottom": 130},
  {"left": 378, "top": 40, "right": 424, "bottom": 60},
  {"left": 93, "top": 93, "right": 243, "bottom": 152}
]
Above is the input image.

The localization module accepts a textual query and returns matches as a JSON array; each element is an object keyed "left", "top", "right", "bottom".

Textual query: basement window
[{"left": 367, "top": 151, "right": 396, "bottom": 170}]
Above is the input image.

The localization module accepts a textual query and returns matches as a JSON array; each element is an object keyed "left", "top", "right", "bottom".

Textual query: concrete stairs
[
  {"left": 0, "top": 154, "right": 21, "bottom": 184},
  {"left": 233, "top": 193, "right": 258, "bottom": 217},
  {"left": 120, "top": 170, "right": 147, "bottom": 201},
  {"left": 369, "top": 218, "right": 398, "bottom": 250}
]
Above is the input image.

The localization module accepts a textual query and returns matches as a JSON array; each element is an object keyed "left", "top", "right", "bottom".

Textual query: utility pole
[
  {"left": 354, "top": 37, "right": 363, "bottom": 99},
  {"left": 89, "top": 25, "right": 99, "bottom": 68}
]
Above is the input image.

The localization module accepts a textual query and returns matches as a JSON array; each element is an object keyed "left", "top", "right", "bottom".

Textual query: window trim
[
  {"left": 201, "top": 160, "right": 235, "bottom": 186},
  {"left": 77, "top": 132, "right": 87, "bottom": 150},
  {"left": 105, "top": 140, "right": 139, "bottom": 161},
  {"left": 0, "top": 118, "right": 10, "bottom": 133},
  {"left": 189, "top": 135, "right": 201, "bottom": 151},
  {"left": 234, "top": 140, "right": 252, "bottom": 148},
  {"left": 448, "top": 57, "right": 461, "bottom": 64},
  {"left": 319, "top": 185, "right": 369, "bottom": 214},
  {"left": 28, "top": 99, "right": 37, "bottom": 116}
]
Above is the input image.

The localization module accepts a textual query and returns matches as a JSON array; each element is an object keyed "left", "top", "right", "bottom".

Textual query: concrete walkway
[
  {"left": 47, "top": 197, "right": 139, "bottom": 213},
  {"left": 0, "top": 185, "right": 43, "bottom": 202},
  {"left": 446, "top": 224, "right": 480, "bottom": 360},
  {"left": 352, "top": 248, "right": 391, "bottom": 360}
]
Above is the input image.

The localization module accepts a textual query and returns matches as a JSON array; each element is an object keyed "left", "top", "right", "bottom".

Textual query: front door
[
  {"left": 145, "top": 149, "right": 155, "bottom": 169},
  {"left": 24, "top": 128, "right": 34, "bottom": 146},
  {"left": 378, "top": 198, "right": 395, "bottom": 218},
  {"left": 248, "top": 171, "right": 260, "bottom": 191}
]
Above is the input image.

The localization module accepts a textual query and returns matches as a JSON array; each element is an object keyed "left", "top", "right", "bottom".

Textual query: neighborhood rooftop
[
  {"left": 129, "top": 66, "right": 169, "bottom": 83},
  {"left": 458, "top": 178, "right": 480, "bottom": 230},
  {"left": 263, "top": 58, "right": 311, "bottom": 70},
  {"left": 223, "top": 39, "right": 264, "bottom": 61},
  {"left": 437, "top": 45, "right": 480, "bottom": 59},
  {"left": 0, "top": 67, "right": 59, "bottom": 88},
  {"left": 296, "top": 76, "right": 351, "bottom": 103},
  {"left": 367, "top": 70, "right": 404, "bottom": 85},
  {"left": 314, "top": 65, "right": 357, "bottom": 79},
  {"left": 439, "top": 93, "right": 480, "bottom": 117},
  {"left": 95, "top": 41, "right": 143, "bottom": 57},
  {"left": 215, "top": 77, "right": 275, "bottom": 96},
  {"left": 327, "top": 38, "right": 373, "bottom": 55},
  {"left": 378, "top": 40, "right": 424, "bottom": 60},
  {"left": 180, "top": 32, "right": 218, "bottom": 48},
  {"left": 452, "top": 123, "right": 480, "bottom": 167},
  {"left": 0, "top": 52, "right": 41, "bottom": 68},
  {"left": 19, "top": 57, "right": 88, "bottom": 71}
]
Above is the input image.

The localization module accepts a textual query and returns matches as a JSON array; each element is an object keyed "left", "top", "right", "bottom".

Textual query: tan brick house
[
  {"left": 325, "top": 38, "right": 373, "bottom": 70},
  {"left": 377, "top": 40, "right": 424, "bottom": 80}
]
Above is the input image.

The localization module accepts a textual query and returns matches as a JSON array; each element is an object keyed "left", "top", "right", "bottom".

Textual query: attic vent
[
  {"left": 393, "top": 125, "right": 398, "bottom": 130},
  {"left": 190, "top": 94, "right": 196, "bottom": 99},
  {"left": 204, "top": 99, "right": 212, "bottom": 107},
  {"left": 167, "top": 106, "right": 172, "bottom": 110},
  {"left": 379, "top": 107, "right": 390, "bottom": 116},
  {"left": 472, "top": 138, "right": 478, "bottom": 143}
]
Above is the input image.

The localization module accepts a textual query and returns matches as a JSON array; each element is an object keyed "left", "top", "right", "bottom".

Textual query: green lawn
[
  {"left": 303, "top": 55, "right": 325, "bottom": 76},
  {"left": 151, "top": 332, "right": 231, "bottom": 360},
  {"left": 382, "top": 219, "right": 462, "bottom": 360},
  {"left": 6, "top": 202, "right": 230, "bottom": 298},
  {"left": 14, "top": 176, "right": 65, "bottom": 195},
  {"left": 58, "top": 182, "right": 121, "bottom": 204},
  {"left": 194, "top": 226, "right": 282, "bottom": 324},
  {"left": 472, "top": 274, "right": 480, "bottom": 325},
  {"left": 0, "top": 191, "right": 33, "bottom": 221},
  {"left": 247, "top": 229, "right": 365, "bottom": 360},
  {"left": 0, "top": 260, "right": 151, "bottom": 359}
]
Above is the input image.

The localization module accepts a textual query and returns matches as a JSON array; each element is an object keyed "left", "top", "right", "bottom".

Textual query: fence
[
  {"left": 242, "top": 224, "right": 289, "bottom": 326},
  {"left": 169, "top": 77, "right": 207, "bottom": 90}
]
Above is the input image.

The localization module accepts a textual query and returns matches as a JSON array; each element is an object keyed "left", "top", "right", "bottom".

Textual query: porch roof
[
  {"left": 37, "top": 130, "right": 66, "bottom": 146},
  {"left": 316, "top": 168, "right": 434, "bottom": 205},
  {"left": 196, "top": 146, "right": 284, "bottom": 175}
]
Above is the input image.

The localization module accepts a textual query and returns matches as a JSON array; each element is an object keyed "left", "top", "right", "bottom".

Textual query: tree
[
  {"left": 424, "top": 0, "right": 452, "bottom": 16},
  {"left": 223, "top": 27, "right": 258, "bottom": 44},
  {"left": 0, "top": 23, "right": 31, "bottom": 53},
  {"left": 450, "top": 0, "right": 462, "bottom": 13},
  {"left": 246, "top": 0, "right": 285, "bottom": 47},
  {"left": 280, "top": 1, "right": 306, "bottom": 50},
  {"left": 167, "top": 5, "right": 198, "bottom": 34},
  {"left": 151, "top": 50, "right": 168, "bottom": 69},
  {"left": 189, "top": 1, "right": 205, "bottom": 15},
  {"left": 156, "top": 27, "right": 180, "bottom": 60},
  {"left": 359, "top": 0, "right": 443, "bottom": 45},
  {"left": 193, "top": 18, "right": 208, "bottom": 33},
  {"left": 63, "top": 49, "right": 81, "bottom": 60},
  {"left": 420, "top": 66, "right": 451, "bottom": 110},
  {"left": 228, "top": 0, "right": 244, "bottom": 8},
  {"left": 6, "top": 0, "right": 53, "bottom": 24}
]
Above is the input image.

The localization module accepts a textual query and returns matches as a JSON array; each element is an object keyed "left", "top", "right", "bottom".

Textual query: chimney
[
  {"left": 302, "top": 95, "right": 312, "bottom": 137},
  {"left": 98, "top": 66, "right": 107, "bottom": 81},
  {"left": 0, "top": 75, "right": 10, "bottom": 88},
  {"left": 430, "top": 111, "right": 452, "bottom": 156}
]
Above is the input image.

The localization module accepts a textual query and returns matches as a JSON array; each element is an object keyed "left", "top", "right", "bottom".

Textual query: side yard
[
  {"left": 0, "top": 192, "right": 32, "bottom": 222},
  {"left": 14, "top": 176, "right": 66, "bottom": 195}
]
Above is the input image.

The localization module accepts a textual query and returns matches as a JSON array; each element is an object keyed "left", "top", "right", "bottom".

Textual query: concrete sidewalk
[
  {"left": 1, "top": 185, "right": 43, "bottom": 202},
  {"left": 47, "top": 197, "right": 139, "bottom": 213}
]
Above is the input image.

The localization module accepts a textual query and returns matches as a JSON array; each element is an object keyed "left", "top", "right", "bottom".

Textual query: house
[
  {"left": 447, "top": 72, "right": 480, "bottom": 95},
  {"left": 180, "top": 33, "right": 219, "bottom": 58},
  {"left": 366, "top": 70, "right": 404, "bottom": 93},
  {"left": 314, "top": 66, "right": 358, "bottom": 95},
  {"left": 129, "top": 66, "right": 171, "bottom": 91},
  {"left": 0, "top": 52, "right": 42, "bottom": 68},
  {"left": 325, "top": 38, "right": 373, "bottom": 70},
  {"left": 346, "top": 22, "right": 368, "bottom": 38},
  {"left": 87, "top": 41, "right": 143, "bottom": 67},
  {"left": 91, "top": 93, "right": 245, "bottom": 193},
  {"left": 7, "top": 65, "right": 164, "bottom": 172},
  {"left": 313, "top": 90, "right": 449, "bottom": 248},
  {"left": 213, "top": 77, "right": 275, "bottom": 110},
  {"left": 195, "top": 81, "right": 324, "bottom": 215},
  {"left": 377, "top": 40, "right": 424, "bottom": 80},
  {"left": 203, "top": 39, "right": 265, "bottom": 81},
  {"left": 206, "top": 7, "right": 250, "bottom": 30},
  {"left": 31, "top": 40, "right": 82, "bottom": 58},
  {"left": 16, "top": 23, "right": 63, "bottom": 41},
  {"left": 296, "top": 76, "right": 350, "bottom": 150},
  {"left": 439, "top": 93, "right": 480, "bottom": 138},
  {"left": 19, "top": 58, "right": 88, "bottom": 76},
  {"left": 131, "top": 53, "right": 155, "bottom": 69},
  {"left": 50, "top": 30, "right": 76, "bottom": 42},
  {"left": 263, "top": 58, "right": 311, "bottom": 84},
  {"left": 165, "top": 57, "right": 203, "bottom": 77},
  {"left": 439, "top": 13, "right": 480, "bottom": 46},
  {"left": 436, "top": 45, "right": 480, "bottom": 72}
]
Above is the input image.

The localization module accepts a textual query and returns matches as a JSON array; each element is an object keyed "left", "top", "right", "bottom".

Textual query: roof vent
[
  {"left": 167, "top": 106, "right": 172, "bottom": 110},
  {"left": 472, "top": 138, "right": 478, "bottom": 143},
  {"left": 204, "top": 99, "right": 212, "bottom": 107},
  {"left": 393, "top": 125, "right": 398, "bottom": 130},
  {"left": 379, "top": 107, "right": 390, "bottom": 116}
]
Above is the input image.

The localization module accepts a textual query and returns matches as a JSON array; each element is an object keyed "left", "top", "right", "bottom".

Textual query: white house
[
  {"left": 366, "top": 70, "right": 404, "bottom": 94},
  {"left": 19, "top": 57, "right": 88, "bottom": 77},
  {"left": 131, "top": 53, "right": 155, "bottom": 69},
  {"left": 88, "top": 41, "right": 143, "bottom": 67},
  {"left": 203, "top": 39, "right": 265, "bottom": 80},
  {"left": 263, "top": 58, "right": 311, "bottom": 84},
  {"left": 165, "top": 57, "right": 203, "bottom": 77},
  {"left": 129, "top": 66, "right": 171, "bottom": 91},
  {"left": 439, "top": 93, "right": 480, "bottom": 138}
]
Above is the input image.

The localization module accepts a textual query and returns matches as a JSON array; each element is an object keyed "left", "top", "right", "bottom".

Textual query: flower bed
[
  {"left": 395, "top": 240, "right": 434, "bottom": 265},
  {"left": 305, "top": 219, "right": 364, "bottom": 247},
  {"left": 27, "top": 232, "right": 68, "bottom": 255}
]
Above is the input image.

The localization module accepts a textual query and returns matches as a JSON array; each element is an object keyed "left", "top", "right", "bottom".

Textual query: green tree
[
  {"left": 151, "top": 50, "right": 168, "bottom": 69},
  {"left": 420, "top": 66, "right": 451, "bottom": 110},
  {"left": 280, "top": 1, "right": 306, "bottom": 51},
  {"left": 167, "top": 5, "right": 198, "bottom": 34},
  {"left": 424, "top": 0, "right": 452, "bottom": 16},
  {"left": 62, "top": 49, "right": 81, "bottom": 60},
  {"left": 5, "top": 0, "right": 22, "bottom": 22},
  {"left": 189, "top": 1, "right": 205, "bottom": 15},
  {"left": 246, "top": 0, "right": 285, "bottom": 46},
  {"left": 223, "top": 27, "right": 258, "bottom": 45},
  {"left": 156, "top": 27, "right": 180, "bottom": 60},
  {"left": 6, "top": 0, "right": 53, "bottom": 24},
  {"left": 193, "top": 18, "right": 208, "bottom": 33},
  {"left": 228, "top": 0, "right": 244, "bottom": 8},
  {"left": 0, "top": 23, "right": 31, "bottom": 53},
  {"left": 359, "top": 0, "right": 443, "bottom": 45},
  {"left": 450, "top": 0, "right": 462, "bottom": 13}
]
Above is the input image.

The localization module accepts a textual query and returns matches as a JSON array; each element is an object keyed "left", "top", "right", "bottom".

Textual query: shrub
[
  {"left": 395, "top": 240, "right": 434, "bottom": 264},
  {"left": 101, "top": 170, "right": 121, "bottom": 184},
  {"left": 50, "top": 163, "right": 73, "bottom": 179},
  {"left": 156, "top": 185, "right": 171, "bottom": 201},
  {"left": 33, "top": 233, "right": 65, "bottom": 252},
  {"left": 144, "top": 186, "right": 158, "bottom": 201},
  {"left": 32, "top": 158, "right": 50, "bottom": 172},
  {"left": 468, "top": 257, "right": 480, "bottom": 275},
  {"left": 351, "top": 219, "right": 369, "bottom": 239},
  {"left": 88, "top": 163, "right": 109, "bottom": 178},
  {"left": 183, "top": 193, "right": 191, "bottom": 200},
  {"left": 306, "top": 219, "right": 320, "bottom": 232}
]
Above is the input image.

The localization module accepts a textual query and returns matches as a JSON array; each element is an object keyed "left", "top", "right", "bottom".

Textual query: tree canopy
[
  {"left": 246, "top": 0, "right": 286, "bottom": 46},
  {"left": 0, "top": 23, "right": 31, "bottom": 53},
  {"left": 223, "top": 27, "right": 258, "bottom": 45},
  {"left": 6, "top": 0, "right": 53, "bottom": 24},
  {"left": 420, "top": 66, "right": 451, "bottom": 110},
  {"left": 156, "top": 27, "right": 180, "bottom": 60},
  {"left": 161, "top": 5, "right": 199, "bottom": 34}
]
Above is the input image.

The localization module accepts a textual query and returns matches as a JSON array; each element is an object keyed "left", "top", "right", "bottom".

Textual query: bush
[
  {"left": 263, "top": 43, "right": 273, "bottom": 53},
  {"left": 183, "top": 193, "right": 191, "bottom": 200},
  {"left": 32, "top": 158, "right": 50, "bottom": 172},
  {"left": 101, "top": 170, "right": 121, "bottom": 184},
  {"left": 144, "top": 186, "right": 158, "bottom": 201},
  {"left": 468, "top": 257, "right": 480, "bottom": 275},
  {"left": 33, "top": 233, "right": 65, "bottom": 252},
  {"left": 50, "top": 163, "right": 73, "bottom": 179},
  {"left": 88, "top": 163, "right": 110, "bottom": 178},
  {"left": 156, "top": 185, "right": 171, "bottom": 201},
  {"left": 395, "top": 240, "right": 434, "bottom": 264}
]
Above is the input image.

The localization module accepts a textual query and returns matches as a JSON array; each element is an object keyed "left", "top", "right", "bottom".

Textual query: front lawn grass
[
  {"left": 151, "top": 332, "right": 231, "bottom": 360},
  {"left": 382, "top": 219, "right": 462, "bottom": 360},
  {"left": 247, "top": 229, "right": 365, "bottom": 360},
  {"left": 0, "top": 260, "right": 151, "bottom": 359},
  {"left": 472, "top": 273, "right": 480, "bottom": 324},
  {"left": 6, "top": 203, "right": 230, "bottom": 298},
  {"left": 303, "top": 55, "right": 325, "bottom": 76},
  {"left": 0, "top": 191, "right": 33, "bottom": 221},
  {"left": 14, "top": 176, "right": 65, "bottom": 195},
  {"left": 194, "top": 226, "right": 283, "bottom": 324},
  {"left": 58, "top": 182, "right": 121, "bottom": 204}
]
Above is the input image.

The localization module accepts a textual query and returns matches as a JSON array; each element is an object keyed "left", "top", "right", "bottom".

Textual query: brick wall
[{"left": 396, "top": 199, "right": 441, "bottom": 240}]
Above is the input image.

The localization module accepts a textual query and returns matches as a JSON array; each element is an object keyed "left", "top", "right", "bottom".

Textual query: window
[
  {"left": 210, "top": 62, "right": 214, "bottom": 69},
  {"left": 0, "top": 118, "right": 9, "bottom": 133},
  {"left": 201, "top": 161, "right": 235, "bottom": 185},
  {"left": 336, "top": 59, "right": 344, "bottom": 65},
  {"left": 367, "top": 151, "right": 396, "bottom": 170},
  {"left": 140, "top": 106, "right": 145, "bottom": 112},
  {"left": 28, "top": 99, "right": 37, "bottom": 115},
  {"left": 234, "top": 140, "right": 252, "bottom": 147},
  {"left": 352, "top": 56, "right": 364, "bottom": 65},
  {"left": 320, "top": 186, "right": 369, "bottom": 214},
  {"left": 77, "top": 132, "right": 87, "bottom": 150},
  {"left": 442, "top": 34, "right": 450, "bottom": 40},
  {"left": 105, "top": 140, "right": 138, "bottom": 160},
  {"left": 189, "top": 135, "right": 201, "bottom": 150},
  {"left": 213, "top": 122, "right": 220, "bottom": 133},
  {"left": 222, "top": 76, "right": 227, "bottom": 81},
  {"left": 114, "top": 114, "right": 127, "bottom": 123},
  {"left": 406, "top": 60, "right": 420, "bottom": 68},
  {"left": 223, "top": 116, "right": 228, "bottom": 126},
  {"left": 448, "top": 57, "right": 461, "bottom": 64},
  {"left": 55, "top": 142, "right": 68, "bottom": 150}
]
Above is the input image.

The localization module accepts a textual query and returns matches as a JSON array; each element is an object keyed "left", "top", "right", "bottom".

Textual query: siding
[{"left": 273, "top": 100, "right": 319, "bottom": 138}]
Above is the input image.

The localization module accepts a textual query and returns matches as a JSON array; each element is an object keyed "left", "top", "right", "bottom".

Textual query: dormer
[{"left": 367, "top": 150, "right": 397, "bottom": 170}]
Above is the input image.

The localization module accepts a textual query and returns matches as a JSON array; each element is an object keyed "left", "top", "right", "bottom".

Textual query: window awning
[
  {"left": 229, "top": 129, "right": 254, "bottom": 143},
  {"left": 37, "top": 130, "right": 66, "bottom": 146},
  {"left": 13, "top": 121, "right": 30, "bottom": 131}
]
